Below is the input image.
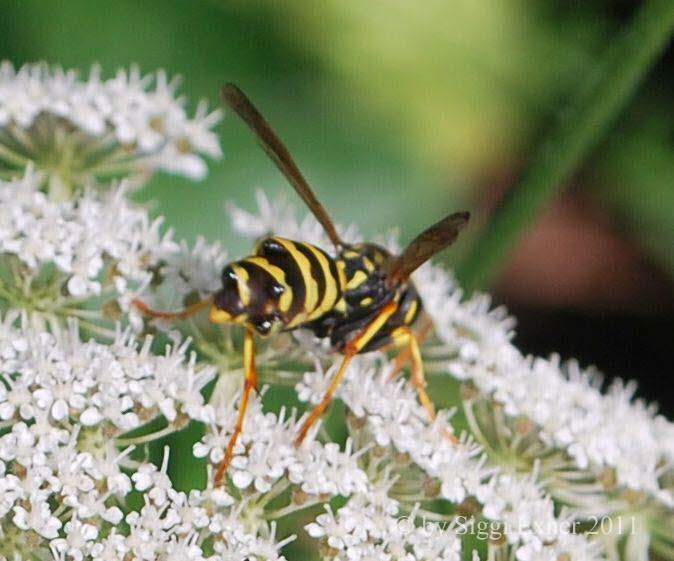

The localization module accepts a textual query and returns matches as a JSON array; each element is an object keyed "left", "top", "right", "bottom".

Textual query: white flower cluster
[
  {"left": 296, "top": 358, "right": 599, "bottom": 561},
  {"left": 231, "top": 194, "right": 674, "bottom": 508},
  {"left": 0, "top": 61, "right": 221, "bottom": 180},
  {"left": 159, "top": 236, "right": 228, "bottom": 298},
  {"left": 2, "top": 57, "right": 671, "bottom": 561},
  {"left": 0, "top": 168, "right": 174, "bottom": 301},
  {"left": 415, "top": 263, "right": 674, "bottom": 507},
  {"left": 113, "top": 450, "right": 293, "bottom": 561},
  {"left": 193, "top": 358, "right": 596, "bottom": 559},
  {"left": 194, "top": 394, "right": 370, "bottom": 497},
  {"left": 0, "top": 312, "right": 214, "bottom": 433},
  {"left": 0, "top": 314, "right": 295, "bottom": 560},
  {"left": 0, "top": 168, "right": 228, "bottom": 324},
  {"left": 231, "top": 193, "right": 672, "bottom": 559},
  {"left": 232, "top": 194, "right": 674, "bottom": 506},
  {"left": 306, "top": 493, "right": 462, "bottom": 561}
]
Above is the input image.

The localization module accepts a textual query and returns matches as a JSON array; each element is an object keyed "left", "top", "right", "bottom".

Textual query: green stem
[
  {"left": 85, "top": 159, "right": 142, "bottom": 177},
  {"left": 0, "top": 141, "right": 29, "bottom": 167},
  {"left": 74, "top": 318, "right": 117, "bottom": 339},
  {"left": 255, "top": 479, "right": 291, "bottom": 509},
  {"left": 456, "top": 0, "right": 674, "bottom": 292},
  {"left": 264, "top": 497, "right": 324, "bottom": 520},
  {"left": 8, "top": 122, "right": 38, "bottom": 156},
  {"left": 116, "top": 424, "right": 178, "bottom": 445}
]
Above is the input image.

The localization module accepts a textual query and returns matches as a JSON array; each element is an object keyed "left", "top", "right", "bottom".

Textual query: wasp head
[{"left": 210, "top": 262, "right": 284, "bottom": 336}]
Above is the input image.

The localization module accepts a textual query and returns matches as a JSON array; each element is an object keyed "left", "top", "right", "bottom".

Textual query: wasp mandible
[{"left": 133, "top": 84, "right": 469, "bottom": 486}]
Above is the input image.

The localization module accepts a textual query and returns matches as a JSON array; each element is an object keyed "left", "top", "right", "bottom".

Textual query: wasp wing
[
  {"left": 221, "top": 84, "right": 344, "bottom": 249},
  {"left": 385, "top": 211, "right": 470, "bottom": 286}
]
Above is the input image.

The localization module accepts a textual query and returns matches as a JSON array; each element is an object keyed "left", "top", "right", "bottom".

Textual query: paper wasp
[{"left": 133, "top": 84, "right": 469, "bottom": 486}]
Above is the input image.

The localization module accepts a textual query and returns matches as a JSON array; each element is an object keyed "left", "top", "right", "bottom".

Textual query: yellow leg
[
  {"left": 390, "top": 326, "right": 435, "bottom": 419},
  {"left": 294, "top": 300, "right": 399, "bottom": 446},
  {"left": 215, "top": 327, "right": 259, "bottom": 486},
  {"left": 390, "top": 326, "right": 459, "bottom": 444},
  {"left": 132, "top": 296, "right": 212, "bottom": 321},
  {"left": 387, "top": 313, "right": 434, "bottom": 381}
]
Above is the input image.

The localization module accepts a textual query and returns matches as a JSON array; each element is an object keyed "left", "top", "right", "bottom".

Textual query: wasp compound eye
[
  {"left": 260, "top": 238, "right": 287, "bottom": 255},
  {"left": 268, "top": 283, "right": 285, "bottom": 298},
  {"left": 222, "top": 266, "right": 237, "bottom": 284}
]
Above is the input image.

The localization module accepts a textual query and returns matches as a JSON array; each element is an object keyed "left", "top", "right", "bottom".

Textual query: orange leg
[
  {"left": 215, "top": 327, "right": 259, "bottom": 486},
  {"left": 390, "top": 326, "right": 459, "bottom": 444},
  {"left": 132, "top": 296, "right": 212, "bottom": 321},
  {"left": 387, "top": 313, "right": 434, "bottom": 381},
  {"left": 132, "top": 296, "right": 261, "bottom": 486},
  {"left": 295, "top": 301, "right": 399, "bottom": 446},
  {"left": 390, "top": 326, "right": 435, "bottom": 419}
]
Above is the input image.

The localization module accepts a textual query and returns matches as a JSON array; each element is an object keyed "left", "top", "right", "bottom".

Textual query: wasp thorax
[{"left": 338, "top": 242, "right": 391, "bottom": 308}]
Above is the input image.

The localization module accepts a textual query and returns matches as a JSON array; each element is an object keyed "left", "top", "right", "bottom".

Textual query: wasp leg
[
  {"left": 294, "top": 300, "right": 399, "bottom": 446},
  {"left": 391, "top": 325, "right": 459, "bottom": 444},
  {"left": 132, "top": 296, "right": 212, "bottom": 321},
  {"left": 215, "top": 326, "right": 259, "bottom": 486},
  {"left": 390, "top": 326, "right": 435, "bottom": 419},
  {"left": 387, "top": 313, "right": 434, "bottom": 381}
]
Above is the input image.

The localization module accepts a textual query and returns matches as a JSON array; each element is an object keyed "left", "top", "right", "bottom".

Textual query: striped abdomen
[{"left": 211, "top": 237, "right": 346, "bottom": 335}]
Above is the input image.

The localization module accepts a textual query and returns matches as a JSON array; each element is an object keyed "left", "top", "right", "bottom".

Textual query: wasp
[{"left": 133, "top": 84, "right": 469, "bottom": 486}]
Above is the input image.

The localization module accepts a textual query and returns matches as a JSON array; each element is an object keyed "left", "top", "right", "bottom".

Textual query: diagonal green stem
[
  {"left": 0, "top": 140, "right": 30, "bottom": 167},
  {"left": 456, "top": 0, "right": 674, "bottom": 292}
]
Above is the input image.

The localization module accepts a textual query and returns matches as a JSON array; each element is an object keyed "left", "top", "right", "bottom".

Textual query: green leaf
[{"left": 456, "top": 0, "right": 674, "bottom": 292}]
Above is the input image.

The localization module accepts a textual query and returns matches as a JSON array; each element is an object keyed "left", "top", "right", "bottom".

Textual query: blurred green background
[{"left": 1, "top": 0, "right": 673, "bottom": 407}]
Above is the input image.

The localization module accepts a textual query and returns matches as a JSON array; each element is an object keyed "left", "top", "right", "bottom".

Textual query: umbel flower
[
  {"left": 0, "top": 62, "right": 673, "bottom": 561},
  {"left": 0, "top": 62, "right": 222, "bottom": 198}
]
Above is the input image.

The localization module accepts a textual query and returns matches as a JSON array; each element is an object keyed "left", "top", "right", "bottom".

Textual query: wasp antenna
[{"left": 221, "top": 83, "right": 344, "bottom": 249}]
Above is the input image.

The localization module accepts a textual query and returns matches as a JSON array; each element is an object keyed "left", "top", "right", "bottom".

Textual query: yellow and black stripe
[
  {"left": 254, "top": 237, "right": 346, "bottom": 327},
  {"left": 211, "top": 236, "right": 422, "bottom": 347},
  {"left": 211, "top": 236, "right": 348, "bottom": 334}
]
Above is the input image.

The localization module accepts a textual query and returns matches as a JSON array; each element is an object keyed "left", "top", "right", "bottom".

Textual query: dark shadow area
[{"left": 512, "top": 307, "right": 674, "bottom": 416}]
